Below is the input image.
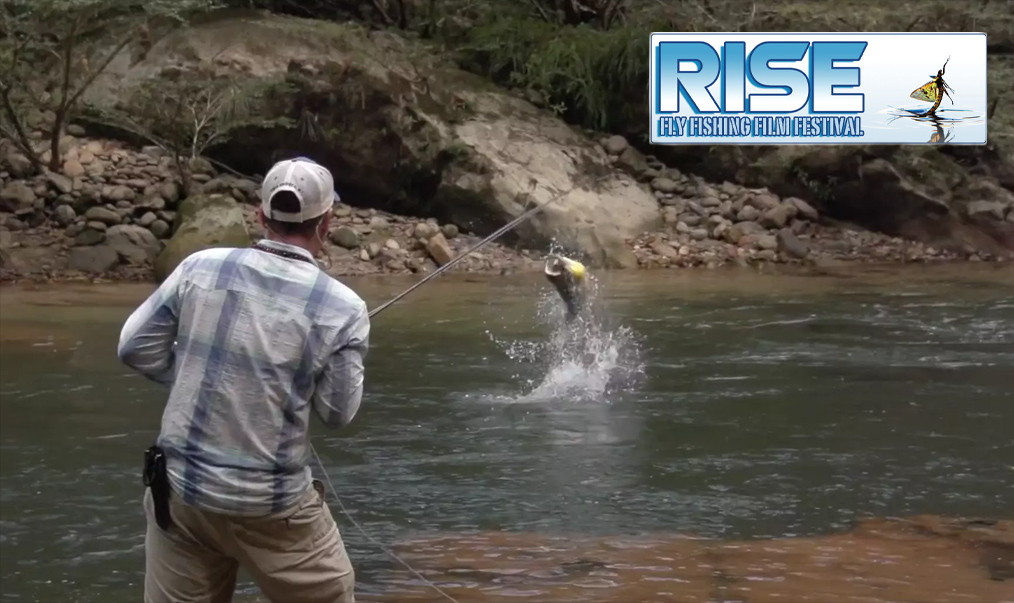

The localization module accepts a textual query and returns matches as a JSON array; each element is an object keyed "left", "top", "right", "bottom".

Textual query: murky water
[{"left": 1, "top": 265, "right": 1012, "bottom": 602}]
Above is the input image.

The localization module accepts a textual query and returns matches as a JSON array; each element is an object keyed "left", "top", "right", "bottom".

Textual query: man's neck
[{"left": 263, "top": 234, "right": 315, "bottom": 255}]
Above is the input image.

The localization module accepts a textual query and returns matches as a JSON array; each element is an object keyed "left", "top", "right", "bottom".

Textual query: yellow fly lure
[{"left": 910, "top": 56, "right": 955, "bottom": 115}]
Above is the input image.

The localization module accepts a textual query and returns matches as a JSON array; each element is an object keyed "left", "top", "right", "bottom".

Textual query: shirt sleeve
[
  {"left": 311, "top": 302, "right": 370, "bottom": 429},
  {"left": 116, "top": 261, "right": 187, "bottom": 386}
]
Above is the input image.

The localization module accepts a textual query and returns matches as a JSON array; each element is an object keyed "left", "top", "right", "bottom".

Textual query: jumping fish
[{"left": 543, "top": 254, "right": 588, "bottom": 321}]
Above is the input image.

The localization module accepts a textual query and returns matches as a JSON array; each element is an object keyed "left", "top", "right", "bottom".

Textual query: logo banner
[{"left": 649, "top": 33, "right": 987, "bottom": 145}]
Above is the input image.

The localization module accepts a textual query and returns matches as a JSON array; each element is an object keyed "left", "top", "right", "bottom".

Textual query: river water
[{"left": 1, "top": 265, "right": 1012, "bottom": 602}]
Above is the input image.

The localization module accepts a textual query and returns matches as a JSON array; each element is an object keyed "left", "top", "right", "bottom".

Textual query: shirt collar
[{"left": 255, "top": 238, "right": 318, "bottom": 267}]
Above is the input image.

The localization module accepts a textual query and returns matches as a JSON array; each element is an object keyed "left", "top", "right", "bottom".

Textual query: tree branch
[{"left": 64, "top": 31, "right": 133, "bottom": 110}]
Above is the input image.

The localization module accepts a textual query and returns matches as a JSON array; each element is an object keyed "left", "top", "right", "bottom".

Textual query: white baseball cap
[{"left": 260, "top": 157, "right": 339, "bottom": 223}]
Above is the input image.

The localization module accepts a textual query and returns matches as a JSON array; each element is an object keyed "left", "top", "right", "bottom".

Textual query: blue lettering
[
  {"left": 656, "top": 42, "right": 721, "bottom": 113},
  {"left": 747, "top": 41, "right": 810, "bottom": 113},
  {"left": 656, "top": 39, "right": 867, "bottom": 115},
  {"left": 810, "top": 41, "right": 867, "bottom": 113}
]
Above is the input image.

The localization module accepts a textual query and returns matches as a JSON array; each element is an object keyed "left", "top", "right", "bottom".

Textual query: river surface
[{"left": 1, "top": 265, "right": 1012, "bottom": 602}]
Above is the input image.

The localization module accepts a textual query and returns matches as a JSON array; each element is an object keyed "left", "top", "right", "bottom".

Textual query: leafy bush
[{"left": 458, "top": 17, "right": 646, "bottom": 132}]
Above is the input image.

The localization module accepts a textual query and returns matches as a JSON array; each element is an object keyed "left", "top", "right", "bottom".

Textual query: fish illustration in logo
[{"left": 910, "top": 56, "right": 955, "bottom": 116}]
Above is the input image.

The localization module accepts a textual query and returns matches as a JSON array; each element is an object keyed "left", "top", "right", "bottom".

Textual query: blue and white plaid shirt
[{"left": 118, "top": 239, "right": 370, "bottom": 516}]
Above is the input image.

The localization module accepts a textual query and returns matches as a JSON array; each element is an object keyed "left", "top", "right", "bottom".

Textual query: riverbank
[
  {"left": 2, "top": 133, "right": 1012, "bottom": 285},
  {"left": 368, "top": 515, "right": 1014, "bottom": 603}
]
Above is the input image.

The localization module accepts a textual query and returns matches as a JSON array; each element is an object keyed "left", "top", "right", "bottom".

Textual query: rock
[
  {"left": 154, "top": 194, "right": 250, "bottom": 282},
  {"left": 160, "top": 181, "right": 180, "bottom": 204},
  {"left": 87, "top": 220, "right": 108, "bottom": 232},
  {"left": 0, "top": 182, "right": 36, "bottom": 213},
  {"left": 67, "top": 245, "right": 119, "bottom": 273},
  {"left": 787, "top": 197, "right": 819, "bottom": 221},
  {"left": 725, "top": 221, "right": 765, "bottom": 244},
  {"left": 749, "top": 192, "right": 781, "bottom": 211},
  {"left": 414, "top": 222, "right": 439, "bottom": 239},
  {"left": 602, "top": 135, "right": 629, "bottom": 155},
  {"left": 368, "top": 216, "right": 389, "bottom": 230},
  {"left": 44, "top": 171, "right": 73, "bottom": 194},
  {"left": 138, "top": 211, "right": 158, "bottom": 227},
  {"left": 106, "top": 224, "right": 163, "bottom": 264},
  {"left": 200, "top": 177, "right": 231, "bottom": 195},
  {"left": 736, "top": 205, "right": 760, "bottom": 222},
  {"left": 776, "top": 228, "right": 809, "bottom": 259},
  {"left": 384, "top": 238, "right": 400, "bottom": 250},
  {"left": 649, "top": 241, "right": 678, "bottom": 259},
  {"left": 62, "top": 159, "right": 85, "bottom": 178},
  {"left": 74, "top": 227, "right": 105, "bottom": 246},
  {"left": 966, "top": 200, "right": 1007, "bottom": 221},
  {"left": 149, "top": 219, "right": 171, "bottom": 239},
  {"left": 757, "top": 234, "right": 778, "bottom": 250},
  {"left": 330, "top": 226, "right": 360, "bottom": 249},
  {"left": 188, "top": 157, "right": 215, "bottom": 176},
  {"left": 651, "top": 177, "right": 679, "bottom": 194},
  {"left": 83, "top": 16, "right": 659, "bottom": 268},
  {"left": 104, "top": 185, "right": 135, "bottom": 202},
  {"left": 84, "top": 206, "right": 121, "bottom": 225},
  {"left": 425, "top": 232, "right": 455, "bottom": 266},
  {"left": 441, "top": 223, "right": 459, "bottom": 239},
  {"left": 2, "top": 150, "right": 34, "bottom": 178},
  {"left": 615, "top": 147, "right": 650, "bottom": 177},
  {"left": 760, "top": 205, "right": 793, "bottom": 229},
  {"left": 54, "top": 204, "right": 76, "bottom": 225},
  {"left": 66, "top": 124, "right": 86, "bottom": 136},
  {"left": 720, "top": 181, "right": 739, "bottom": 196},
  {"left": 137, "top": 197, "right": 166, "bottom": 212}
]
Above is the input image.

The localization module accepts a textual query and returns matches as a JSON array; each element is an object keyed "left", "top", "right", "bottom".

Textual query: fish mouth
[{"left": 544, "top": 255, "right": 587, "bottom": 280}]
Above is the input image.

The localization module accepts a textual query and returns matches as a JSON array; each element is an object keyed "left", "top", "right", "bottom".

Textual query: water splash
[{"left": 486, "top": 268, "right": 645, "bottom": 404}]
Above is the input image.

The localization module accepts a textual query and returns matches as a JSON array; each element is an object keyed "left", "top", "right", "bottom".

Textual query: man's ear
[{"left": 318, "top": 212, "right": 331, "bottom": 236}]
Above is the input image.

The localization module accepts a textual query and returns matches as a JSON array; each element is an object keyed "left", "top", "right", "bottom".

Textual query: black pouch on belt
[{"left": 143, "top": 445, "right": 173, "bottom": 531}]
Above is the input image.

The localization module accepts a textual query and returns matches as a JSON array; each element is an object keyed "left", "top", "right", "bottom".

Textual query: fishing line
[
  {"left": 310, "top": 174, "right": 609, "bottom": 602},
  {"left": 367, "top": 175, "right": 605, "bottom": 318}
]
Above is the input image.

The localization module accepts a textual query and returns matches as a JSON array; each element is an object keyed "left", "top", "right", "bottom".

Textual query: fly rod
[
  {"left": 312, "top": 175, "right": 608, "bottom": 603},
  {"left": 367, "top": 177, "right": 602, "bottom": 319}
]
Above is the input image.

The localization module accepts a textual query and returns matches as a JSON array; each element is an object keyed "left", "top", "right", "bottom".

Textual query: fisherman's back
[
  {"left": 120, "top": 158, "right": 363, "bottom": 603},
  {"left": 147, "top": 244, "right": 368, "bottom": 516}
]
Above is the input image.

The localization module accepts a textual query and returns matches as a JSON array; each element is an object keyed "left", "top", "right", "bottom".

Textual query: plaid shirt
[{"left": 118, "top": 239, "right": 370, "bottom": 516}]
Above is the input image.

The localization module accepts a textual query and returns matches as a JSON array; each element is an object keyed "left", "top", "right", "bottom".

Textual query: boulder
[
  {"left": 153, "top": 194, "right": 250, "bottom": 282},
  {"left": 68, "top": 245, "right": 120, "bottom": 274},
  {"left": 106, "top": 224, "right": 163, "bottom": 265},
  {"left": 0, "top": 182, "right": 36, "bottom": 213},
  {"left": 84, "top": 14, "right": 660, "bottom": 268}
]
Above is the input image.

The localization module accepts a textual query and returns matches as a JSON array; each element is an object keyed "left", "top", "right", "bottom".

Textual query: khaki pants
[{"left": 144, "top": 480, "right": 355, "bottom": 603}]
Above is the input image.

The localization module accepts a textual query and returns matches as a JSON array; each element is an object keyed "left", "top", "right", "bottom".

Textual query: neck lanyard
[{"left": 252, "top": 242, "right": 315, "bottom": 265}]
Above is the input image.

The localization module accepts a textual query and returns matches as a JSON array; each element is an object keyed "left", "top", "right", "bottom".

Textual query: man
[{"left": 118, "top": 157, "right": 369, "bottom": 603}]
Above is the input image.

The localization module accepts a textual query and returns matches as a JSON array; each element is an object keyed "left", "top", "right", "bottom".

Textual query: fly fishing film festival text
[{"left": 657, "top": 115, "right": 863, "bottom": 139}]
